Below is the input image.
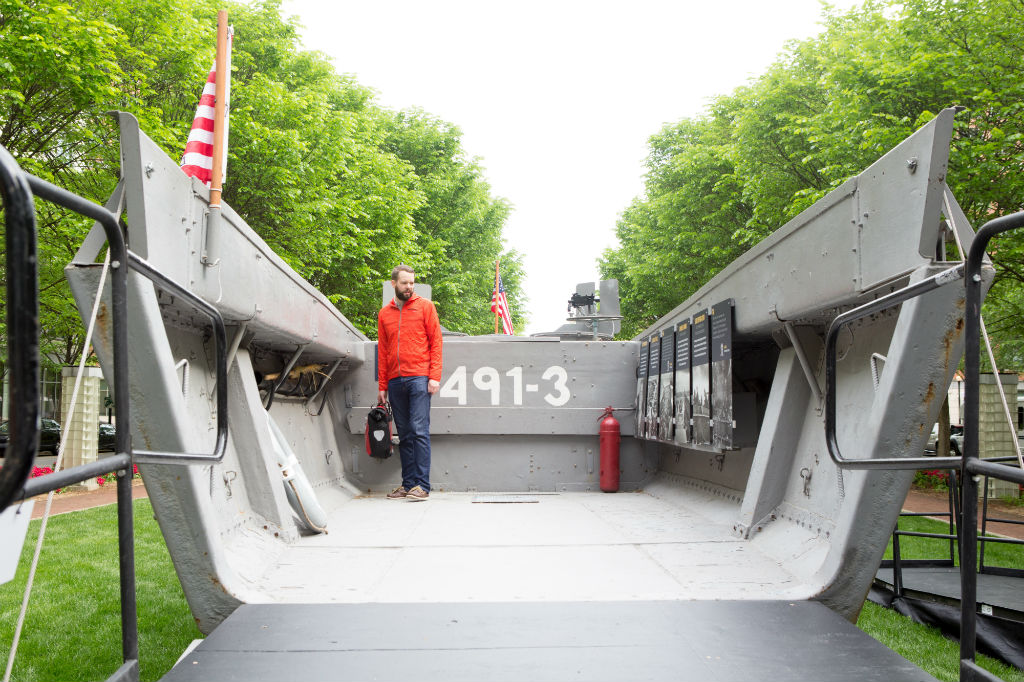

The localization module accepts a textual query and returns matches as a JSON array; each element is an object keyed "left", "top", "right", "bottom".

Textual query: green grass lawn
[
  {"left": 3, "top": 499, "right": 1023, "bottom": 681},
  {"left": 0, "top": 499, "right": 200, "bottom": 681},
  {"left": 882, "top": 513, "right": 1024, "bottom": 567}
]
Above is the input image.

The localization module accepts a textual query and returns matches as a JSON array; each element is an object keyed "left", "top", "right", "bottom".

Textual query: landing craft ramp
[{"left": 49, "top": 107, "right": 982, "bottom": 679}]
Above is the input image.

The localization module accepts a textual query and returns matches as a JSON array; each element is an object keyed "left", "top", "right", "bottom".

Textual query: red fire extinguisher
[{"left": 599, "top": 406, "right": 620, "bottom": 492}]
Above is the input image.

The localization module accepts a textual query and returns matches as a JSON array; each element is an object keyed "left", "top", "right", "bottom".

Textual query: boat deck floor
[
  {"left": 160, "top": 600, "right": 938, "bottom": 681},
  {"left": 251, "top": 488, "right": 816, "bottom": 603}
]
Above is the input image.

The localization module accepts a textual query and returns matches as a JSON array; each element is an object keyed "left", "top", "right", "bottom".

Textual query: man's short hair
[{"left": 391, "top": 264, "right": 415, "bottom": 281}]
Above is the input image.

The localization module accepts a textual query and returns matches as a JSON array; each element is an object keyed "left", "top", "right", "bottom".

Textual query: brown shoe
[
  {"left": 405, "top": 486, "right": 429, "bottom": 501},
  {"left": 387, "top": 486, "right": 407, "bottom": 499}
]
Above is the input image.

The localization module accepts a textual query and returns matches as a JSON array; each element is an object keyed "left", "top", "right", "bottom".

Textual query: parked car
[
  {"left": 98, "top": 422, "right": 116, "bottom": 452},
  {"left": 0, "top": 420, "right": 116, "bottom": 455},
  {"left": 927, "top": 423, "right": 963, "bottom": 455},
  {"left": 0, "top": 418, "right": 61, "bottom": 455}
]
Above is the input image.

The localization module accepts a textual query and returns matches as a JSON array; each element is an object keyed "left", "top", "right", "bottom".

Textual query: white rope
[
  {"left": 943, "top": 190, "right": 1024, "bottom": 471},
  {"left": 4, "top": 252, "right": 111, "bottom": 682}
]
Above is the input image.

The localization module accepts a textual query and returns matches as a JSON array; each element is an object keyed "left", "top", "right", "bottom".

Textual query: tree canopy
[
  {"left": 0, "top": 0, "right": 525, "bottom": 372},
  {"left": 601, "top": 0, "right": 1024, "bottom": 368}
]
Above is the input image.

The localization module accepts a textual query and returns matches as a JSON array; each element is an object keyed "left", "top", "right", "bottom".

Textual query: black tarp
[{"left": 869, "top": 583, "right": 1024, "bottom": 670}]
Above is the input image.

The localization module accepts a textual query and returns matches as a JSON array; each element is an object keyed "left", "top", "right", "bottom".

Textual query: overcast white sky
[{"left": 281, "top": 0, "right": 859, "bottom": 334}]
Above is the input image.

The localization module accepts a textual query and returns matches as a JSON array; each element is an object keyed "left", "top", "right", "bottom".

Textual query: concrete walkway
[{"left": 903, "top": 487, "right": 1024, "bottom": 540}]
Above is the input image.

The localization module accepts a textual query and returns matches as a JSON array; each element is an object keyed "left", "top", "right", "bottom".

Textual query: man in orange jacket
[{"left": 377, "top": 264, "right": 443, "bottom": 501}]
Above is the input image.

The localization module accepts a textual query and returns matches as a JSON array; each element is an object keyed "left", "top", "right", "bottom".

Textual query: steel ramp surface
[{"left": 160, "top": 601, "right": 938, "bottom": 682}]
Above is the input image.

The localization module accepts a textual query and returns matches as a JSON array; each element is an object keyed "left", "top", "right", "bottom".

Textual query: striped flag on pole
[
  {"left": 491, "top": 274, "right": 514, "bottom": 335},
  {"left": 181, "top": 26, "right": 233, "bottom": 185}
]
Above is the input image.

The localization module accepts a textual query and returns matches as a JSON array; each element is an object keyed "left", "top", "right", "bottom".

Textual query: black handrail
[
  {"left": 0, "top": 146, "right": 40, "bottom": 512},
  {"left": 961, "top": 209, "right": 1024, "bottom": 677},
  {"left": 24, "top": 174, "right": 228, "bottom": 465},
  {"left": 825, "top": 263, "right": 966, "bottom": 469},
  {"left": 127, "top": 252, "right": 228, "bottom": 464}
]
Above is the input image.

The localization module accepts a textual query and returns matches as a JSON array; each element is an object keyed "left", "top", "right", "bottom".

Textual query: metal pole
[
  {"left": 961, "top": 209, "right": 1024, "bottom": 672},
  {"left": 493, "top": 258, "right": 500, "bottom": 334}
]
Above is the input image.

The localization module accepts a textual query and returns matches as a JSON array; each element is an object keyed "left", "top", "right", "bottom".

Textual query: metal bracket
[
  {"left": 225, "top": 321, "right": 249, "bottom": 370},
  {"left": 870, "top": 353, "right": 887, "bottom": 391},
  {"left": 799, "top": 467, "right": 813, "bottom": 497},
  {"left": 783, "top": 322, "right": 824, "bottom": 412}
]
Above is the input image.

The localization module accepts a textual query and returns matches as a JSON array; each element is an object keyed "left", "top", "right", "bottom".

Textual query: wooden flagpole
[
  {"left": 209, "top": 10, "right": 229, "bottom": 208},
  {"left": 493, "top": 258, "right": 501, "bottom": 334}
]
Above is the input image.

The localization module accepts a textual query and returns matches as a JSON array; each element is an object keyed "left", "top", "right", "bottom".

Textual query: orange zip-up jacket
[{"left": 377, "top": 294, "right": 443, "bottom": 391}]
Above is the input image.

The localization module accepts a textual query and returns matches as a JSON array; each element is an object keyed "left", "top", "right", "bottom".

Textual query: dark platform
[
  {"left": 872, "top": 566, "right": 1024, "bottom": 669},
  {"left": 161, "top": 601, "right": 938, "bottom": 682},
  {"left": 874, "top": 566, "right": 1024, "bottom": 620}
]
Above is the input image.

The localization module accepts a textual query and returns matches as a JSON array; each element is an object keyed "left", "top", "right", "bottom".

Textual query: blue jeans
[{"left": 388, "top": 376, "right": 432, "bottom": 492}]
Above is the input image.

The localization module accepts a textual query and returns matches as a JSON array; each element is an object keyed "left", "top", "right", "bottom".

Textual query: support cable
[{"left": 943, "top": 189, "right": 1024, "bottom": 471}]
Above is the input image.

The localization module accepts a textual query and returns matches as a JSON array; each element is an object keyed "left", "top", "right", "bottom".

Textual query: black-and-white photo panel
[
  {"left": 673, "top": 318, "right": 691, "bottom": 446},
  {"left": 691, "top": 310, "right": 712, "bottom": 445},
  {"left": 710, "top": 299, "right": 735, "bottom": 449},
  {"left": 636, "top": 337, "right": 649, "bottom": 439},
  {"left": 645, "top": 332, "right": 661, "bottom": 440},
  {"left": 657, "top": 326, "right": 675, "bottom": 443}
]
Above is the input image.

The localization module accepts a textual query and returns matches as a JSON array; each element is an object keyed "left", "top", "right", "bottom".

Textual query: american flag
[
  {"left": 491, "top": 275, "right": 514, "bottom": 335},
  {"left": 181, "top": 27, "right": 233, "bottom": 185}
]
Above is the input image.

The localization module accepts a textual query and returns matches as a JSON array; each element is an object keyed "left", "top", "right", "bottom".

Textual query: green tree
[
  {"left": 1, "top": 0, "right": 522, "bottom": 366},
  {"left": 602, "top": 0, "right": 1024, "bottom": 353},
  {"left": 375, "top": 109, "right": 525, "bottom": 335}
]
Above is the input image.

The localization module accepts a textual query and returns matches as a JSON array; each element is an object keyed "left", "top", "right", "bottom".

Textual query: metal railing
[
  {"left": 825, "top": 262, "right": 966, "bottom": 470},
  {"left": 1, "top": 145, "right": 230, "bottom": 681},
  {"left": 25, "top": 174, "right": 229, "bottom": 466},
  {"left": 826, "top": 208, "right": 1024, "bottom": 682},
  {"left": 884, "top": 468, "right": 961, "bottom": 599},
  {"left": 979, "top": 462, "right": 1024, "bottom": 578}
]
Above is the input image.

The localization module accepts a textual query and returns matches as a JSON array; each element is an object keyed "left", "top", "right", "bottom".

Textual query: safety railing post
[{"left": 960, "top": 209, "right": 1024, "bottom": 679}]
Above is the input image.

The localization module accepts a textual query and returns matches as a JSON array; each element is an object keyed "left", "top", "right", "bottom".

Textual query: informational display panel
[
  {"left": 635, "top": 338, "right": 649, "bottom": 439},
  {"left": 645, "top": 333, "right": 661, "bottom": 440},
  {"left": 710, "top": 299, "right": 735, "bottom": 449},
  {"left": 690, "top": 310, "right": 712, "bottom": 445},
  {"left": 657, "top": 326, "right": 675, "bottom": 442},
  {"left": 673, "top": 318, "right": 691, "bottom": 446}
]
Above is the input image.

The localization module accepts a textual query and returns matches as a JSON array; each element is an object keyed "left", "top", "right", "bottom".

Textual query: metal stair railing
[
  {"left": 825, "top": 209, "right": 1024, "bottom": 682},
  {"left": 883, "top": 467, "right": 961, "bottom": 599},
  {"left": 978, "top": 458, "right": 1024, "bottom": 578},
  {"left": 0, "top": 145, "right": 230, "bottom": 682}
]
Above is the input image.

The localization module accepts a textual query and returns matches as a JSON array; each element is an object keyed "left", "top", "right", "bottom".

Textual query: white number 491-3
[{"left": 440, "top": 365, "right": 570, "bottom": 407}]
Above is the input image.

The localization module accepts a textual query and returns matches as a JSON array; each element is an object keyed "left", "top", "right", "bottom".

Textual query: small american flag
[
  {"left": 181, "top": 27, "right": 233, "bottom": 185},
  {"left": 491, "top": 275, "right": 514, "bottom": 335}
]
